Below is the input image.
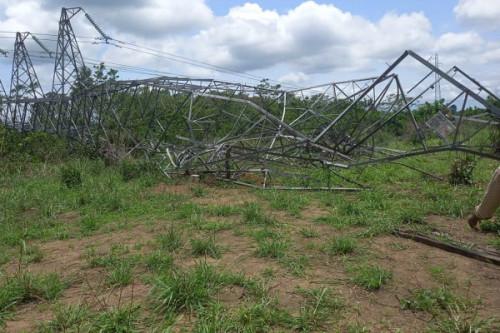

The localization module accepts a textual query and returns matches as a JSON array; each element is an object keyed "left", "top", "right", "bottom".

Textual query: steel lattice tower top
[
  {"left": 10, "top": 32, "right": 44, "bottom": 99},
  {"left": 52, "top": 7, "right": 85, "bottom": 96}
]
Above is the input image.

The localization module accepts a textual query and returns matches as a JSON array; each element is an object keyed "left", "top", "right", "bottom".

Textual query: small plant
[
  {"left": 60, "top": 165, "right": 82, "bottom": 188},
  {"left": 256, "top": 239, "right": 288, "bottom": 259},
  {"left": 349, "top": 264, "right": 392, "bottom": 290},
  {"left": 190, "top": 236, "right": 221, "bottom": 259},
  {"left": 448, "top": 156, "right": 476, "bottom": 186},
  {"left": 157, "top": 226, "right": 183, "bottom": 252},
  {"left": 325, "top": 236, "right": 357, "bottom": 255}
]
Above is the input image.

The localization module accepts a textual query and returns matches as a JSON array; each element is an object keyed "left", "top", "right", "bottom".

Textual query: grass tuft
[
  {"left": 293, "top": 287, "right": 344, "bottom": 331},
  {"left": 190, "top": 236, "right": 222, "bottom": 259},
  {"left": 349, "top": 264, "right": 391, "bottom": 290},
  {"left": 157, "top": 226, "right": 183, "bottom": 252},
  {"left": 242, "top": 203, "right": 276, "bottom": 226},
  {"left": 256, "top": 239, "right": 288, "bottom": 259},
  {"left": 325, "top": 236, "right": 357, "bottom": 255}
]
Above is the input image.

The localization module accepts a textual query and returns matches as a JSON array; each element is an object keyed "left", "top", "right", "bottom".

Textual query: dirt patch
[
  {"left": 426, "top": 215, "right": 499, "bottom": 252},
  {"left": 56, "top": 211, "right": 80, "bottom": 224},
  {"left": 194, "top": 187, "right": 257, "bottom": 206},
  {"left": 4, "top": 224, "right": 154, "bottom": 277},
  {"left": 152, "top": 183, "right": 192, "bottom": 195},
  {"left": 370, "top": 235, "right": 500, "bottom": 319}
]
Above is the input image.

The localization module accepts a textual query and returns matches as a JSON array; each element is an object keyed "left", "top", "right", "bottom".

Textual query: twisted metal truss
[{"left": 1, "top": 8, "right": 500, "bottom": 189}]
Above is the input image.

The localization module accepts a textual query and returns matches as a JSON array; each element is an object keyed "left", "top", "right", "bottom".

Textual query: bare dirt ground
[{"left": 3, "top": 184, "right": 500, "bottom": 332}]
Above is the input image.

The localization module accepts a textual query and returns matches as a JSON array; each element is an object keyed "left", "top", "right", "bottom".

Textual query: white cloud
[
  {"left": 454, "top": 0, "right": 500, "bottom": 30},
  {"left": 278, "top": 71, "right": 309, "bottom": 84},
  {"left": 176, "top": 2, "right": 434, "bottom": 74},
  {"left": 0, "top": 0, "right": 498, "bottom": 94}
]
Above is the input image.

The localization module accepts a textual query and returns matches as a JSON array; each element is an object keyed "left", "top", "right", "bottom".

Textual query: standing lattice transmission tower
[
  {"left": 52, "top": 7, "right": 111, "bottom": 95},
  {"left": 9, "top": 32, "right": 44, "bottom": 130},
  {"left": 52, "top": 7, "right": 85, "bottom": 95}
]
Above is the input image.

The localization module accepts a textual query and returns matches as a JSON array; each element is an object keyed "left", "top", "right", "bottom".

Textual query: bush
[
  {"left": 60, "top": 165, "right": 82, "bottom": 188},
  {"left": 449, "top": 157, "right": 476, "bottom": 186},
  {"left": 119, "top": 159, "right": 156, "bottom": 182}
]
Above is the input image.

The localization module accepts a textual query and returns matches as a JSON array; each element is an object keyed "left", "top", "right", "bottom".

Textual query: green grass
[
  {"left": 20, "top": 243, "right": 44, "bottom": 264},
  {"left": 145, "top": 251, "right": 174, "bottom": 273},
  {"left": 299, "top": 227, "right": 320, "bottom": 238},
  {"left": 92, "top": 305, "right": 140, "bottom": 333},
  {"left": 36, "top": 304, "right": 91, "bottom": 332},
  {"left": 401, "top": 287, "right": 500, "bottom": 332},
  {"left": 242, "top": 202, "right": 276, "bottom": 226},
  {"left": 325, "top": 236, "right": 357, "bottom": 255},
  {"left": 491, "top": 237, "right": 500, "bottom": 250},
  {"left": 0, "top": 272, "right": 67, "bottom": 325},
  {"left": 205, "top": 204, "right": 241, "bottom": 217},
  {"left": 293, "top": 287, "right": 345, "bottom": 331},
  {"left": 279, "top": 255, "right": 309, "bottom": 276},
  {"left": 157, "top": 226, "right": 183, "bottom": 252},
  {"left": 2, "top": 150, "right": 500, "bottom": 331},
  {"left": 150, "top": 262, "right": 260, "bottom": 318},
  {"left": 190, "top": 236, "right": 222, "bottom": 259},
  {"left": 349, "top": 264, "right": 392, "bottom": 290},
  {"left": 105, "top": 261, "right": 134, "bottom": 287},
  {"left": 401, "top": 287, "right": 456, "bottom": 315},
  {"left": 190, "top": 185, "right": 207, "bottom": 198},
  {"left": 479, "top": 220, "right": 500, "bottom": 233},
  {"left": 256, "top": 239, "right": 288, "bottom": 259},
  {"left": 258, "top": 191, "right": 310, "bottom": 217}
]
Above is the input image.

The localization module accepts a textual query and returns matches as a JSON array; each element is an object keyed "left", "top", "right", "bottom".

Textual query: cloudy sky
[{"left": 0, "top": 0, "right": 499, "bottom": 94}]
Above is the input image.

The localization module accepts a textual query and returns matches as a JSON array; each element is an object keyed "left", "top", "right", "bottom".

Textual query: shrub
[
  {"left": 448, "top": 156, "right": 476, "bottom": 186},
  {"left": 60, "top": 165, "right": 82, "bottom": 188},
  {"left": 119, "top": 159, "right": 156, "bottom": 182}
]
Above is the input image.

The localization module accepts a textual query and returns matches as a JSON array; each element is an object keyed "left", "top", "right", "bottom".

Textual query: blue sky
[{"left": 0, "top": 0, "right": 499, "bottom": 95}]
